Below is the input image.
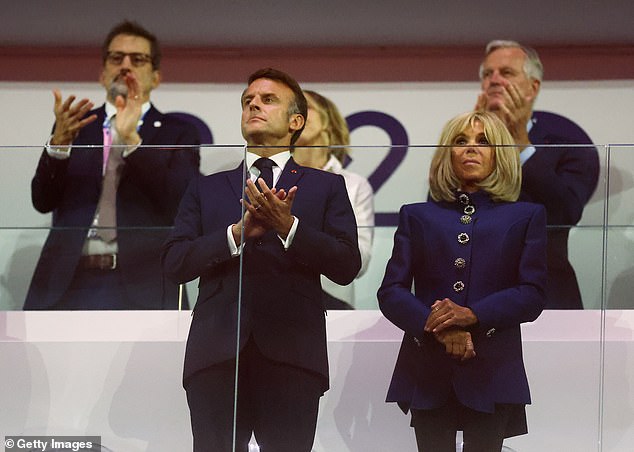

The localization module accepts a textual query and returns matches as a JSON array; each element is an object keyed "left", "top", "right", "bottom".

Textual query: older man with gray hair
[{"left": 475, "top": 39, "right": 599, "bottom": 310}]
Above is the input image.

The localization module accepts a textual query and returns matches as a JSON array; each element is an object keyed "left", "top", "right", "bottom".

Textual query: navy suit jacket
[
  {"left": 523, "top": 111, "right": 600, "bottom": 309},
  {"left": 162, "top": 158, "right": 361, "bottom": 391},
  {"left": 24, "top": 104, "right": 200, "bottom": 310},
  {"left": 378, "top": 191, "right": 546, "bottom": 414}
]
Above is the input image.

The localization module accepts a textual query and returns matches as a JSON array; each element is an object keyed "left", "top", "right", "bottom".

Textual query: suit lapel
[
  {"left": 277, "top": 157, "right": 305, "bottom": 190},
  {"left": 138, "top": 104, "right": 163, "bottom": 144},
  {"left": 227, "top": 162, "right": 247, "bottom": 201}
]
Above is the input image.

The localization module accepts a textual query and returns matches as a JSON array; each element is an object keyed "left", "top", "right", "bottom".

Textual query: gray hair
[{"left": 479, "top": 40, "right": 544, "bottom": 82}]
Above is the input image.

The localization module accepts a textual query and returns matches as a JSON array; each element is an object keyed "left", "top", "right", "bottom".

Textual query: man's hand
[
  {"left": 476, "top": 81, "right": 533, "bottom": 147},
  {"left": 50, "top": 90, "right": 98, "bottom": 146},
  {"left": 113, "top": 72, "right": 143, "bottom": 146},
  {"left": 425, "top": 298, "right": 478, "bottom": 334},
  {"left": 231, "top": 210, "right": 267, "bottom": 245},
  {"left": 434, "top": 329, "right": 476, "bottom": 361},
  {"left": 244, "top": 178, "right": 296, "bottom": 239}
]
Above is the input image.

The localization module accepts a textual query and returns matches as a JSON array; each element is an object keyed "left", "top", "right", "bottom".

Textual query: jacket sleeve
[
  {"left": 377, "top": 205, "right": 430, "bottom": 338},
  {"left": 161, "top": 177, "right": 234, "bottom": 284},
  {"left": 469, "top": 205, "right": 548, "bottom": 331},
  {"left": 286, "top": 174, "right": 362, "bottom": 286}
]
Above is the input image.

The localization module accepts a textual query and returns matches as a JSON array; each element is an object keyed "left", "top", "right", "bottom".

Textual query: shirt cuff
[
  {"left": 227, "top": 224, "right": 244, "bottom": 257},
  {"left": 45, "top": 136, "right": 71, "bottom": 159},
  {"left": 122, "top": 139, "right": 142, "bottom": 158},
  {"left": 278, "top": 216, "right": 299, "bottom": 250}
]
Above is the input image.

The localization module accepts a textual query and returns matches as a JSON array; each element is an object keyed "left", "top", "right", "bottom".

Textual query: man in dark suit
[
  {"left": 162, "top": 68, "right": 361, "bottom": 452},
  {"left": 476, "top": 39, "right": 600, "bottom": 309},
  {"left": 24, "top": 21, "right": 200, "bottom": 310}
]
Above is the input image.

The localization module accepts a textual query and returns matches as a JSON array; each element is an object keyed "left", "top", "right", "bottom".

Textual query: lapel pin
[
  {"left": 154, "top": 121, "right": 162, "bottom": 128},
  {"left": 291, "top": 169, "right": 297, "bottom": 173}
]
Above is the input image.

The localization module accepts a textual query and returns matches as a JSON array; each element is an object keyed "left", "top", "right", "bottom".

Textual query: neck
[
  {"left": 292, "top": 147, "right": 329, "bottom": 169},
  {"left": 247, "top": 146, "right": 289, "bottom": 158}
]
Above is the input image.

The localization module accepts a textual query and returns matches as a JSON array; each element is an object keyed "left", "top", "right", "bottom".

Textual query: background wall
[{"left": 0, "top": 79, "right": 633, "bottom": 310}]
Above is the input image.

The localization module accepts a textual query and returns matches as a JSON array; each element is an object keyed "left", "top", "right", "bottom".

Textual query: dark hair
[
  {"left": 102, "top": 20, "right": 161, "bottom": 70},
  {"left": 247, "top": 68, "right": 307, "bottom": 145}
]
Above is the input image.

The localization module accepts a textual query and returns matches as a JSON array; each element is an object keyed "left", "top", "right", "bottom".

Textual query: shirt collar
[
  {"left": 246, "top": 150, "right": 291, "bottom": 172},
  {"left": 104, "top": 101, "right": 151, "bottom": 123}
]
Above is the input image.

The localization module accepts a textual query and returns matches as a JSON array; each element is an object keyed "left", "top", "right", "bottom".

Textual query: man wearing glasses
[{"left": 24, "top": 21, "right": 200, "bottom": 310}]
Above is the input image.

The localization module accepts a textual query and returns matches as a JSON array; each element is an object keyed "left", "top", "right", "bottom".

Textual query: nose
[
  {"left": 489, "top": 70, "right": 503, "bottom": 85},
  {"left": 249, "top": 96, "right": 261, "bottom": 111},
  {"left": 119, "top": 54, "right": 134, "bottom": 69}
]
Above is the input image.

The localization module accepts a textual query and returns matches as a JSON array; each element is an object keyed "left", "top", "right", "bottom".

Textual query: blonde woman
[
  {"left": 294, "top": 90, "right": 374, "bottom": 309},
  {"left": 378, "top": 111, "right": 547, "bottom": 451}
]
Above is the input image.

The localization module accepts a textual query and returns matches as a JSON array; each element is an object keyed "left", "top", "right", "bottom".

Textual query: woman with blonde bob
[
  {"left": 378, "top": 111, "right": 547, "bottom": 451},
  {"left": 294, "top": 90, "right": 374, "bottom": 309}
]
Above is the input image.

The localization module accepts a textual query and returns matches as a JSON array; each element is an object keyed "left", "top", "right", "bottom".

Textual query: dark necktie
[{"left": 253, "top": 157, "right": 275, "bottom": 190}]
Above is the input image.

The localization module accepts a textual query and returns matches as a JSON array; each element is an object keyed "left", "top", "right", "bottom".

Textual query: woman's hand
[
  {"left": 425, "top": 298, "right": 478, "bottom": 334},
  {"left": 434, "top": 329, "right": 476, "bottom": 361}
]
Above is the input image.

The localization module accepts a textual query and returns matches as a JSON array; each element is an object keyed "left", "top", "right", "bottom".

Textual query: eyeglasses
[{"left": 106, "top": 51, "right": 153, "bottom": 67}]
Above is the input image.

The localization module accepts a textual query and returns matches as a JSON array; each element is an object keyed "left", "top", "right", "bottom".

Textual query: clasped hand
[
  {"left": 232, "top": 178, "right": 296, "bottom": 244},
  {"left": 475, "top": 80, "right": 532, "bottom": 146},
  {"left": 425, "top": 298, "right": 478, "bottom": 361}
]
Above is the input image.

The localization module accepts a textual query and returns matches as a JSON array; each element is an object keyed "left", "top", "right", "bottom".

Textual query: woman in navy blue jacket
[{"left": 378, "top": 111, "right": 547, "bottom": 451}]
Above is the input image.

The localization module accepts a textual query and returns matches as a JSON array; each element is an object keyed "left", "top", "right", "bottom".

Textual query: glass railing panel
[{"left": 601, "top": 144, "right": 634, "bottom": 451}]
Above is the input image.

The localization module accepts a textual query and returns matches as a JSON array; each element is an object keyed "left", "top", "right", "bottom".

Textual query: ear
[
  {"left": 98, "top": 68, "right": 107, "bottom": 89},
  {"left": 151, "top": 70, "right": 162, "bottom": 90},
  {"left": 528, "top": 78, "right": 541, "bottom": 102},
  {"left": 288, "top": 113, "right": 305, "bottom": 133}
]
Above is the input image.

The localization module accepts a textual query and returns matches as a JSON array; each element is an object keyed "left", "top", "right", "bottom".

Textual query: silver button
[
  {"left": 454, "top": 257, "right": 466, "bottom": 268},
  {"left": 457, "top": 232, "right": 470, "bottom": 244},
  {"left": 464, "top": 205, "right": 475, "bottom": 215},
  {"left": 460, "top": 215, "right": 472, "bottom": 224},
  {"left": 459, "top": 193, "right": 470, "bottom": 205},
  {"left": 453, "top": 281, "right": 465, "bottom": 292}
]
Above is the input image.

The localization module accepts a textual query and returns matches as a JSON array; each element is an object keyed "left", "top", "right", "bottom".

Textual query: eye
[
  {"left": 454, "top": 137, "right": 467, "bottom": 145},
  {"left": 482, "top": 69, "right": 492, "bottom": 79},
  {"left": 477, "top": 135, "right": 490, "bottom": 145}
]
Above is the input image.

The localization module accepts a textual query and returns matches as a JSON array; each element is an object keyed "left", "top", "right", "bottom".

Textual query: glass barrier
[{"left": 0, "top": 142, "right": 632, "bottom": 451}]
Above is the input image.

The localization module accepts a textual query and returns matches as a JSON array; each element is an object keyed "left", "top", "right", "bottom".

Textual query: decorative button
[
  {"left": 460, "top": 215, "right": 472, "bottom": 224},
  {"left": 464, "top": 205, "right": 475, "bottom": 215},
  {"left": 453, "top": 281, "right": 465, "bottom": 292},
  {"left": 454, "top": 257, "right": 466, "bottom": 268},
  {"left": 486, "top": 328, "right": 496, "bottom": 337},
  {"left": 457, "top": 232, "right": 470, "bottom": 244},
  {"left": 458, "top": 193, "right": 470, "bottom": 205}
]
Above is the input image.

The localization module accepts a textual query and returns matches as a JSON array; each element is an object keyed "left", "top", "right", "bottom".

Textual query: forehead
[
  {"left": 483, "top": 47, "right": 526, "bottom": 70},
  {"left": 456, "top": 120, "right": 484, "bottom": 136},
  {"left": 108, "top": 34, "right": 151, "bottom": 53},
  {"left": 243, "top": 78, "right": 293, "bottom": 100}
]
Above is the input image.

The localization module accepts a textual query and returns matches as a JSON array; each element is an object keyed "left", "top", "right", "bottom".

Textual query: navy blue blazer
[
  {"left": 523, "top": 111, "right": 599, "bottom": 309},
  {"left": 378, "top": 191, "right": 547, "bottom": 414},
  {"left": 24, "top": 105, "right": 200, "bottom": 310},
  {"left": 162, "top": 158, "right": 361, "bottom": 390}
]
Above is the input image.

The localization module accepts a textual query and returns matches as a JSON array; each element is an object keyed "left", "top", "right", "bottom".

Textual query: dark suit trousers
[
  {"left": 57, "top": 266, "right": 129, "bottom": 310},
  {"left": 185, "top": 338, "right": 323, "bottom": 452},
  {"left": 410, "top": 390, "right": 526, "bottom": 452}
]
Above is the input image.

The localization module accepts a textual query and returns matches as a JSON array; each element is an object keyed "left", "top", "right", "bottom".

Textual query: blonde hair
[
  {"left": 429, "top": 111, "right": 521, "bottom": 203},
  {"left": 304, "top": 90, "right": 350, "bottom": 163}
]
